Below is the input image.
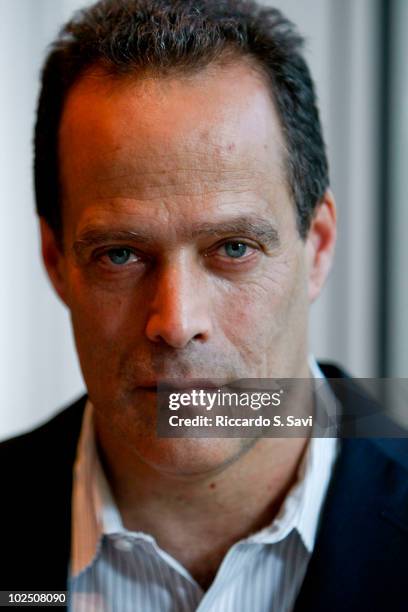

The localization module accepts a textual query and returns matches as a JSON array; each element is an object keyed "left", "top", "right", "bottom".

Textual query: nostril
[{"left": 192, "top": 331, "right": 208, "bottom": 343}]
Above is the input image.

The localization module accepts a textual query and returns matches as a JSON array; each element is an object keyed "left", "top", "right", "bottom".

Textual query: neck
[{"left": 95, "top": 429, "right": 309, "bottom": 589}]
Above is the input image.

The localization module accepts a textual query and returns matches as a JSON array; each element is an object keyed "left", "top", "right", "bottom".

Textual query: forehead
[{"left": 58, "top": 60, "right": 291, "bottom": 230}]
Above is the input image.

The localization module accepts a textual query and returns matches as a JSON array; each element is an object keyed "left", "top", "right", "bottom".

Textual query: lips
[{"left": 137, "top": 379, "right": 224, "bottom": 392}]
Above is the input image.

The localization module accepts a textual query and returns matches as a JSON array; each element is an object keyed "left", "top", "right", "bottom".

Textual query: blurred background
[{"left": 1, "top": 0, "right": 407, "bottom": 440}]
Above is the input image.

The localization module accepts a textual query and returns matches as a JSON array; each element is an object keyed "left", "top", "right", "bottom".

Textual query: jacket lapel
[
  {"left": 294, "top": 366, "right": 408, "bottom": 611},
  {"left": 0, "top": 395, "right": 87, "bottom": 591}
]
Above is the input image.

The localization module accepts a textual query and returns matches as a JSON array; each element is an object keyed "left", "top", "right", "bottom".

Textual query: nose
[{"left": 145, "top": 255, "right": 212, "bottom": 349}]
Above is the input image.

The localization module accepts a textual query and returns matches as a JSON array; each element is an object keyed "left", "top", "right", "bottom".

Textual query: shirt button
[{"left": 114, "top": 537, "right": 134, "bottom": 551}]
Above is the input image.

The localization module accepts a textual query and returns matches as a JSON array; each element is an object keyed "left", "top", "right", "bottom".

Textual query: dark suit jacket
[{"left": 1, "top": 364, "right": 407, "bottom": 611}]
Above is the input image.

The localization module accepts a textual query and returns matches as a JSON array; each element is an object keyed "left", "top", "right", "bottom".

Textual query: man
[{"left": 1, "top": 1, "right": 407, "bottom": 610}]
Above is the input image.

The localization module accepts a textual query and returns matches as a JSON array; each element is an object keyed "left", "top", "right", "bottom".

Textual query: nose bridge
[
  {"left": 145, "top": 251, "right": 211, "bottom": 348},
  {"left": 155, "top": 257, "right": 191, "bottom": 322}
]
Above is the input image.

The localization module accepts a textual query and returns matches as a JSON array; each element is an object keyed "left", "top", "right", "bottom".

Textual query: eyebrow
[
  {"left": 73, "top": 230, "right": 154, "bottom": 257},
  {"left": 72, "top": 215, "right": 280, "bottom": 257},
  {"left": 190, "top": 217, "right": 280, "bottom": 247}
]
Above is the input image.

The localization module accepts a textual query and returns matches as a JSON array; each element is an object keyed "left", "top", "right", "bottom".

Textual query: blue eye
[
  {"left": 107, "top": 248, "right": 133, "bottom": 265},
  {"left": 223, "top": 242, "right": 248, "bottom": 258}
]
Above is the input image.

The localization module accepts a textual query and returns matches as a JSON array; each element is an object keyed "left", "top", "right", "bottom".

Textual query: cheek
[
  {"left": 66, "top": 271, "right": 143, "bottom": 382},
  {"left": 214, "top": 255, "right": 307, "bottom": 361},
  {"left": 67, "top": 267, "right": 142, "bottom": 338}
]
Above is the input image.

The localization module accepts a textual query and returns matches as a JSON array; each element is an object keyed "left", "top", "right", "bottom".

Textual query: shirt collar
[
  {"left": 70, "top": 356, "right": 339, "bottom": 577},
  {"left": 245, "top": 432, "right": 338, "bottom": 552}
]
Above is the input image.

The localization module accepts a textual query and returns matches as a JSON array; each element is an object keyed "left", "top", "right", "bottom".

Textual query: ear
[
  {"left": 39, "top": 218, "right": 69, "bottom": 306},
  {"left": 305, "top": 189, "right": 337, "bottom": 302}
]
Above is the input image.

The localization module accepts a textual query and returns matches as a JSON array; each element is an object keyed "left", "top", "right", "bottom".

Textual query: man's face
[{"left": 45, "top": 61, "right": 331, "bottom": 475}]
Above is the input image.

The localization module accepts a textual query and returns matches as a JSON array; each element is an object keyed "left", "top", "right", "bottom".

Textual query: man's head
[
  {"left": 35, "top": 0, "right": 330, "bottom": 242},
  {"left": 37, "top": 0, "right": 336, "bottom": 476}
]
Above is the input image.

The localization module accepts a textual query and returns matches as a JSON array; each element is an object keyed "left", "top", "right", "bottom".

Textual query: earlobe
[
  {"left": 39, "top": 218, "right": 69, "bottom": 306},
  {"left": 306, "top": 189, "right": 337, "bottom": 302}
]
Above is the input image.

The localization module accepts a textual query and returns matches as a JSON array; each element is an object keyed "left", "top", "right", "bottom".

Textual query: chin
[{"left": 132, "top": 436, "right": 255, "bottom": 480}]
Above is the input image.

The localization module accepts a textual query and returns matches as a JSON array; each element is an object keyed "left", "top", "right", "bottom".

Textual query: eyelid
[
  {"left": 208, "top": 238, "right": 259, "bottom": 254},
  {"left": 93, "top": 246, "right": 143, "bottom": 266},
  {"left": 93, "top": 245, "right": 138, "bottom": 257}
]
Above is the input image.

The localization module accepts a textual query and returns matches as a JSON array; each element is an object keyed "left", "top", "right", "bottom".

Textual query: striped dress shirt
[{"left": 68, "top": 361, "right": 339, "bottom": 612}]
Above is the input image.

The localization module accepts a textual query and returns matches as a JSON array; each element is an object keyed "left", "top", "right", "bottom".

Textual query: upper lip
[{"left": 138, "top": 379, "right": 224, "bottom": 390}]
